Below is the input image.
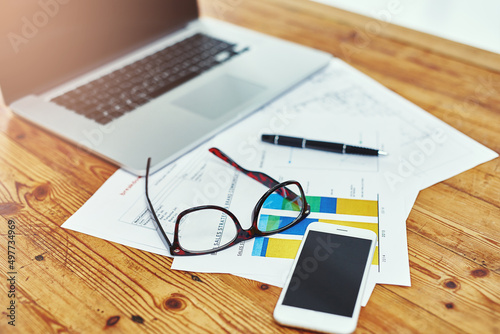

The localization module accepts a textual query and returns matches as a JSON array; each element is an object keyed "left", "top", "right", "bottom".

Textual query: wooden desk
[{"left": 1, "top": 0, "right": 499, "bottom": 332}]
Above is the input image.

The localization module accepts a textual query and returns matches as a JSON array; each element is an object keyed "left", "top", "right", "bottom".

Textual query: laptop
[{"left": 0, "top": 0, "right": 331, "bottom": 175}]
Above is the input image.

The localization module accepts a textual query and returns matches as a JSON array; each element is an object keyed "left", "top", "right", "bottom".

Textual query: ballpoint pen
[{"left": 261, "top": 134, "right": 387, "bottom": 156}]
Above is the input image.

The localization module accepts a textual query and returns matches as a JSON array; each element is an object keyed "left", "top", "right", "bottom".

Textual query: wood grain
[{"left": 1, "top": 0, "right": 499, "bottom": 333}]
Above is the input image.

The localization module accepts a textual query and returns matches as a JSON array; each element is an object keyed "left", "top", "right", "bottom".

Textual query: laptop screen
[{"left": 0, "top": 0, "right": 198, "bottom": 104}]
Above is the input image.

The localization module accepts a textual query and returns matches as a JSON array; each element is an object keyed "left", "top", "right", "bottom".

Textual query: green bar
[{"left": 306, "top": 196, "right": 322, "bottom": 212}]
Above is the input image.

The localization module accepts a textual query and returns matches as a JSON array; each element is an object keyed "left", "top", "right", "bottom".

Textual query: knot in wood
[
  {"left": 131, "top": 315, "right": 145, "bottom": 324},
  {"left": 106, "top": 316, "right": 120, "bottom": 327},
  {"left": 471, "top": 268, "right": 488, "bottom": 278},
  {"left": 443, "top": 280, "right": 459, "bottom": 290},
  {"left": 33, "top": 183, "right": 50, "bottom": 201},
  {"left": 164, "top": 296, "right": 186, "bottom": 311}
]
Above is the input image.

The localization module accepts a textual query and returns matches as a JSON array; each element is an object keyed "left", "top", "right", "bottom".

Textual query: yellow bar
[
  {"left": 265, "top": 238, "right": 302, "bottom": 259},
  {"left": 336, "top": 198, "right": 378, "bottom": 217}
]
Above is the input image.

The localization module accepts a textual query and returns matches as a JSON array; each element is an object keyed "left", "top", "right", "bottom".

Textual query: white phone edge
[{"left": 273, "top": 222, "right": 377, "bottom": 334}]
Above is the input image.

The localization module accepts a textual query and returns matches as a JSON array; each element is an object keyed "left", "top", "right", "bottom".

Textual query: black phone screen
[{"left": 282, "top": 230, "right": 373, "bottom": 317}]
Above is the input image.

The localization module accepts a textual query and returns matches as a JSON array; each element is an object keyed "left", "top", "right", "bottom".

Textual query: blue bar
[
  {"left": 320, "top": 197, "right": 337, "bottom": 214},
  {"left": 278, "top": 218, "right": 317, "bottom": 235},
  {"left": 260, "top": 238, "right": 269, "bottom": 257},
  {"left": 257, "top": 214, "right": 269, "bottom": 231},
  {"left": 252, "top": 237, "right": 269, "bottom": 257}
]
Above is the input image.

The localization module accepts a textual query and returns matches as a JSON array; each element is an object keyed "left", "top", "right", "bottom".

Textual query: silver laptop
[{"left": 1, "top": 0, "right": 331, "bottom": 175}]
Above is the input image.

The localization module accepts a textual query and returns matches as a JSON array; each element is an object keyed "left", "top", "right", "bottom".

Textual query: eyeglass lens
[
  {"left": 257, "top": 183, "right": 304, "bottom": 232},
  {"left": 176, "top": 183, "right": 305, "bottom": 253}
]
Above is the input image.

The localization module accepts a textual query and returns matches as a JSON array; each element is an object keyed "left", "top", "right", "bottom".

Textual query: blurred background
[{"left": 313, "top": 0, "right": 500, "bottom": 54}]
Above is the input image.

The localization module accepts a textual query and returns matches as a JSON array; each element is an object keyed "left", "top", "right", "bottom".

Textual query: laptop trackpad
[{"left": 172, "top": 75, "right": 265, "bottom": 119}]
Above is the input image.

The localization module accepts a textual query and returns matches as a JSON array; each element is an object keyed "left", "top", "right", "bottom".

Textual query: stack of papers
[{"left": 62, "top": 58, "right": 497, "bottom": 306}]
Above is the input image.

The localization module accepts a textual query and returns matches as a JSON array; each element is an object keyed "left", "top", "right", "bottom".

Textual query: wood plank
[
  {"left": 443, "top": 161, "right": 500, "bottom": 208},
  {"left": 0, "top": 111, "right": 116, "bottom": 196},
  {"left": 409, "top": 183, "right": 500, "bottom": 272},
  {"left": 272, "top": 0, "right": 500, "bottom": 72},
  {"left": 384, "top": 231, "right": 500, "bottom": 334},
  {"left": 0, "top": 133, "right": 94, "bottom": 219},
  {"left": 360, "top": 285, "right": 465, "bottom": 333}
]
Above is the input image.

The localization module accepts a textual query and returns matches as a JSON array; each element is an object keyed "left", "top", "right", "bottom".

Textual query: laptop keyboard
[{"left": 51, "top": 33, "right": 247, "bottom": 125}]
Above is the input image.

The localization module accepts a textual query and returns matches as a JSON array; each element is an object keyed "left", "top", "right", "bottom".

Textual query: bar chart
[{"left": 253, "top": 196, "right": 379, "bottom": 265}]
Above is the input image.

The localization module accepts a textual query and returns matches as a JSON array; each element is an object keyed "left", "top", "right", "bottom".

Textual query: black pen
[{"left": 261, "top": 134, "right": 387, "bottom": 156}]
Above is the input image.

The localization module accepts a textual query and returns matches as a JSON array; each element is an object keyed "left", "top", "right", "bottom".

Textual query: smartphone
[{"left": 273, "top": 222, "right": 377, "bottom": 334}]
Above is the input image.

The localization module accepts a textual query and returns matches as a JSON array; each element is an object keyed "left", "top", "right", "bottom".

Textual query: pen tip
[{"left": 378, "top": 150, "right": 388, "bottom": 156}]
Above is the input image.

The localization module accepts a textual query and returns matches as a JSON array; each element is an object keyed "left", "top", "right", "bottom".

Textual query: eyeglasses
[{"left": 145, "top": 147, "right": 311, "bottom": 256}]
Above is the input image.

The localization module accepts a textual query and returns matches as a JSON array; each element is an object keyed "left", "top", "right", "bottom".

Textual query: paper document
[{"left": 62, "top": 58, "right": 497, "bottom": 307}]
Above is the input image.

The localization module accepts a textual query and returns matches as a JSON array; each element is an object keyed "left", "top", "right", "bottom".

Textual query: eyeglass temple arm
[
  {"left": 145, "top": 158, "right": 173, "bottom": 249},
  {"left": 209, "top": 148, "right": 302, "bottom": 202},
  {"left": 209, "top": 147, "right": 282, "bottom": 189}
]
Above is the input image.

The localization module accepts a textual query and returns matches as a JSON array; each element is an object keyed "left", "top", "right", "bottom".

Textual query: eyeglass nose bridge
[{"left": 235, "top": 228, "right": 254, "bottom": 241}]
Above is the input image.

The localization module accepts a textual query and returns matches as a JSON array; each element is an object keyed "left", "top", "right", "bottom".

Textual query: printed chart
[{"left": 253, "top": 196, "right": 379, "bottom": 265}]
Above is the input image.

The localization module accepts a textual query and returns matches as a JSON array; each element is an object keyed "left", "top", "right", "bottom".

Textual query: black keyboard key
[{"left": 148, "top": 70, "right": 200, "bottom": 99}]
